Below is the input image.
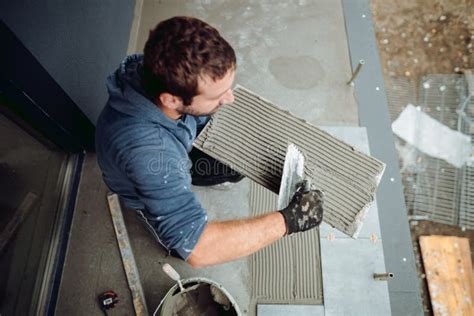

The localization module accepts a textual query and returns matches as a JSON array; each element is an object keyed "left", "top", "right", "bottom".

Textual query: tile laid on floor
[{"left": 320, "top": 238, "right": 391, "bottom": 316}]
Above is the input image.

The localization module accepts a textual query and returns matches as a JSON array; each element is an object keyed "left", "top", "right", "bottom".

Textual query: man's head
[{"left": 143, "top": 16, "right": 236, "bottom": 118}]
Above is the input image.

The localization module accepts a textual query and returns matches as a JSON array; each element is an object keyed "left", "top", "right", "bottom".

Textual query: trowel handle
[
  {"left": 162, "top": 263, "right": 181, "bottom": 282},
  {"left": 299, "top": 178, "right": 312, "bottom": 193},
  {"left": 162, "top": 263, "right": 185, "bottom": 293}
]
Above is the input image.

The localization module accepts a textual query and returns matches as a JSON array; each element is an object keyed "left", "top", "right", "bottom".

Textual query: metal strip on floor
[
  {"left": 194, "top": 85, "right": 386, "bottom": 237},
  {"left": 341, "top": 0, "right": 423, "bottom": 314}
]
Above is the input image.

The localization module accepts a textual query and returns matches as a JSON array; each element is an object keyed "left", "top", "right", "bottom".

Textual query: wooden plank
[
  {"left": 420, "top": 235, "right": 474, "bottom": 316},
  {"left": 459, "top": 238, "right": 474, "bottom": 310},
  {"left": 107, "top": 193, "right": 148, "bottom": 316}
]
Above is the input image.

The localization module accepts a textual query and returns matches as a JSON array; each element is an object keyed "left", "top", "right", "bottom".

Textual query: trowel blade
[{"left": 277, "top": 144, "right": 305, "bottom": 210}]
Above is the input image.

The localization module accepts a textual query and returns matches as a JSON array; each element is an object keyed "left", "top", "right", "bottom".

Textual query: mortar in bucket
[{"left": 154, "top": 264, "right": 241, "bottom": 316}]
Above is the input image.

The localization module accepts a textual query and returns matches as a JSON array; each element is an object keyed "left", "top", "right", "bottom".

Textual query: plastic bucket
[{"left": 154, "top": 277, "right": 241, "bottom": 316}]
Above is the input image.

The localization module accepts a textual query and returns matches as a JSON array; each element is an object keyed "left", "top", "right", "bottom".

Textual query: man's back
[{"left": 95, "top": 54, "right": 207, "bottom": 260}]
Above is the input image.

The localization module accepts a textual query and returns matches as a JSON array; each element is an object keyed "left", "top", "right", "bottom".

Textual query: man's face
[{"left": 178, "top": 69, "right": 235, "bottom": 116}]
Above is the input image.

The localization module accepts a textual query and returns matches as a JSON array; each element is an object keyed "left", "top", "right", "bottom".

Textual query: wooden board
[
  {"left": 107, "top": 193, "right": 148, "bottom": 316},
  {"left": 420, "top": 235, "right": 474, "bottom": 316}
]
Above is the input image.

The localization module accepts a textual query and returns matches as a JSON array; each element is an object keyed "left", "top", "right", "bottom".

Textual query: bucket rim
[{"left": 153, "top": 276, "right": 241, "bottom": 316}]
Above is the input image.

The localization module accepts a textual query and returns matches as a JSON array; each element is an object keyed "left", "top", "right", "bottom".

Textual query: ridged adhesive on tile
[
  {"left": 194, "top": 85, "right": 386, "bottom": 237},
  {"left": 249, "top": 181, "right": 323, "bottom": 304}
]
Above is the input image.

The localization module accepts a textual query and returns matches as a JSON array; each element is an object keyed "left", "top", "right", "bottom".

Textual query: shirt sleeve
[{"left": 123, "top": 149, "right": 208, "bottom": 260}]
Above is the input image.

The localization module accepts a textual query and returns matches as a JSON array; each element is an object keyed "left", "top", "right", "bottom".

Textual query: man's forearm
[{"left": 187, "top": 212, "right": 286, "bottom": 268}]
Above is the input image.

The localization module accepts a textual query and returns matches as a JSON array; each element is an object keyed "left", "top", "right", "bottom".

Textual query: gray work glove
[{"left": 278, "top": 180, "right": 324, "bottom": 235}]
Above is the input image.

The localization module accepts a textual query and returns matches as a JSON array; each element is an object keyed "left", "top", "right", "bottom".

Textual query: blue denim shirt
[{"left": 95, "top": 54, "right": 209, "bottom": 260}]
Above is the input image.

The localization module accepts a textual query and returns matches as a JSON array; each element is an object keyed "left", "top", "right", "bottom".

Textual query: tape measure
[{"left": 98, "top": 290, "right": 119, "bottom": 314}]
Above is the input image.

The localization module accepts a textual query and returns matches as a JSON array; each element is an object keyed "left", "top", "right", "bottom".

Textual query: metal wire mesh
[
  {"left": 384, "top": 76, "right": 418, "bottom": 122},
  {"left": 412, "top": 75, "right": 463, "bottom": 226},
  {"left": 458, "top": 71, "right": 474, "bottom": 229},
  {"left": 386, "top": 74, "right": 474, "bottom": 229}
]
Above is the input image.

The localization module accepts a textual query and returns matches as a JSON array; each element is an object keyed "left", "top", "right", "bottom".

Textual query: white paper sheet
[{"left": 392, "top": 104, "right": 472, "bottom": 168}]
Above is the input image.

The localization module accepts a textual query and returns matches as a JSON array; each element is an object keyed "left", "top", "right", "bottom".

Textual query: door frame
[{"left": 0, "top": 21, "right": 94, "bottom": 315}]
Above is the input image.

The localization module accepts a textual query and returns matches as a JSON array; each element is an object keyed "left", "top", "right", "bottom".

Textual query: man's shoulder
[
  {"left": 123, "top": 136, "right": 191, "bottom": 184},
  {"left": 97, "top": 103, "right": 151, "bottom": 133},
  {"left": 98, "top": 104, "right": 166, "bottom": 145},
  {"left": 97, "top": 105, "right": 186, "bottom": 163}
]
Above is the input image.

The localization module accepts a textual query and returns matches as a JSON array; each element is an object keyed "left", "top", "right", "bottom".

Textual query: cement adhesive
[
  {"left": 249, "top": 182, "right": 323, "bottom": 306},
  {"left": 160, "top": 283, "right": 238, "bottom": 316},
  {"left": 194, "top": 85, "right": 386, "bottom": 237}
]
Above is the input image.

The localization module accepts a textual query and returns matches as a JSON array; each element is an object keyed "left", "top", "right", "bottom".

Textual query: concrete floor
[
  {"left": 56, "top": 0, "right": 363, "bottom": 315},
  {"left": 132, "top": 0, "right": 358, "bottom": 126},
  {"left": 56, "top": 155, "right": 135, "bottom": 315},
  {"left": 55, "top": 155, "right": 253, "bottom": 315}
]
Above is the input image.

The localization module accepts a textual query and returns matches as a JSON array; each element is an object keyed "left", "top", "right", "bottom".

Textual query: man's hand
[
  {"left": 186, "top": 179, "right": 322, "bottom": 268},
  {"left": 278, "top": 180, "right": 324, "bottom": 235}
]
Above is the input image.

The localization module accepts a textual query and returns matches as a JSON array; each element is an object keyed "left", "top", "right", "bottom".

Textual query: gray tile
[
  {"left": 318, "top": 125, "right": 390, "bottom": 315},
  {"left": 320, "top": 199, "right": 382, "bottom": 239},
  {"left": 318, "top": 127, "right": 383, "bottom": 238},
  {"left": 319, "top": 126, "right": 370, "bottom": 155},
  {"left": 257, "top": 304, "right": 325, "bottom": 316},
  {"left": 192, "top": 178, "right": 251, "bottom": 221},
  {"left": 320, "top": 238, "right": 391, "bottom": 316},
  {"left": 190, "top": 178, "right": 252, "bottom": 312}
]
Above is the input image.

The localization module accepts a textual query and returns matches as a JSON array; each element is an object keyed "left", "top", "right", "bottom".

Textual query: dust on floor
[{"left": 371, "top": 0, "right": 473, "bottom": 82}]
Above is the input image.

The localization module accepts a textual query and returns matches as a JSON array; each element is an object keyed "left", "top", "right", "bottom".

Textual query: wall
[{"left": 0, "top": 0, "right": 135, "bottom": 124}]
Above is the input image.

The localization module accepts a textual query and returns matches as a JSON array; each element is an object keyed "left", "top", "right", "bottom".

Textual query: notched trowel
[{"left": 277, "top": 144, "right": 306, "bottom": 210}]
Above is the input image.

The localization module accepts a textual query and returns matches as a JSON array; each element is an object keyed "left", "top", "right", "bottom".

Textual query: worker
[{"left": 95, "top": 16, "right": 324, "bottom": 268}]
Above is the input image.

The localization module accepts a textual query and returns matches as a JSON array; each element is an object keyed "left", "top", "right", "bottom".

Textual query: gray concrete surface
[
  {"left": 55, "top": 154, "right": 253, "bottom": 314},
  {"left": 0, "top": 0, "right": 134, "bottom": 123},
  {"left": 133, "top": 0, "right": 359, "bottom": 126}
]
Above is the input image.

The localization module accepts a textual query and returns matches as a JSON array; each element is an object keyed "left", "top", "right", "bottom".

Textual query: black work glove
[{"left": 278, "top": 180, "right": 324, "bottom": 235}]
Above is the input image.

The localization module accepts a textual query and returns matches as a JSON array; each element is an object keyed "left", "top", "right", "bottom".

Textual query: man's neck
[{"left": 158, "top": 104, "right": 182, "bottom": 121}]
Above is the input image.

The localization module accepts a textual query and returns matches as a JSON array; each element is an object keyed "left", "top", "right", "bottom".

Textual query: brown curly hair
[{"left": 143, "top": 16, "right": 236, "bottom": 106}]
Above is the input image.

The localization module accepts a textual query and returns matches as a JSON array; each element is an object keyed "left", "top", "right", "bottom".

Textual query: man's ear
[{"left": 158, "top": 93, "right": 183, "bottom": 110}]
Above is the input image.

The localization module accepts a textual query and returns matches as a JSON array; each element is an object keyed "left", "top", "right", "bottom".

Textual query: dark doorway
[
  {"left": 0, "top": 109, "right": 69, "bottom": 314},
  {"left": 0, "top": 21, "right": 94, "bottom": 314}
]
